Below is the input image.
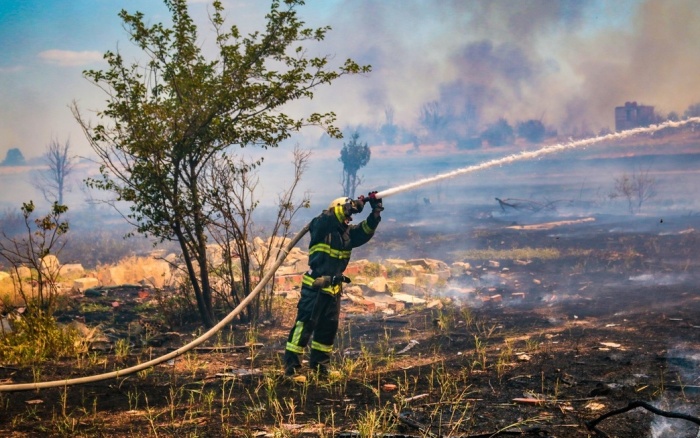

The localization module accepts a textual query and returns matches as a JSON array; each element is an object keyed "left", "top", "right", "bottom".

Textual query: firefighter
[{"left": 284, "top": 192, "right": 384, "bottom": 377}]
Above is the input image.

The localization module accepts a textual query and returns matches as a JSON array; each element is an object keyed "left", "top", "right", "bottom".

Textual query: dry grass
[{"left": 454, "top": 247, "right": 561, "bottom": 260}]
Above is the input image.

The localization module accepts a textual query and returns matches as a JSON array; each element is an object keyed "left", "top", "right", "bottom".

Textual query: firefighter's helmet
[{"left": 328, "top": 197, "right": 351, "bottom": 211}]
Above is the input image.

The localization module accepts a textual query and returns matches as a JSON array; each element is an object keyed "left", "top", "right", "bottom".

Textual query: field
[{"left": 1, "top": 200, "right": 699, "bottom": 437}]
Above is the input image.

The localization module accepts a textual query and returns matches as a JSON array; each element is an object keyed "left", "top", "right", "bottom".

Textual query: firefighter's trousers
[{"left": 284, "top": 285, "right": 340, "bottom": 371}]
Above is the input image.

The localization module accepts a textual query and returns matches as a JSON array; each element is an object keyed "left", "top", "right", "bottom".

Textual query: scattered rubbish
[
  {"left": 382, "top": 383, "right": 397, "bottom": 391},
  {"left": 391, "top": 293, "right": 426, "bottom": 304},
  {"left": 403, "top": 393, "right": 429, "bottom": 402},
  {"left": 25, "top": 399, "right": 43, "bottom": 405},
  {"left": 599, "top": 342, "right": 622, "bottom": 348},
  {"left": 513, "top": 397, "right": 544, "bottom": 405},
  {"left": 585, "top": 401, "right": 606, "bottom": 411},
  {"left": 216, "top": 368, "right": 262, "bottom": 378},
  {"left": 396, "top": 340, "right": 419, "bottom": 354}
]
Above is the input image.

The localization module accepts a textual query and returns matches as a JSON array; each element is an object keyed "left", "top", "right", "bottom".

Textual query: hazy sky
[{"left": 2, "top": 0, "right": 700, "bottom": 162}]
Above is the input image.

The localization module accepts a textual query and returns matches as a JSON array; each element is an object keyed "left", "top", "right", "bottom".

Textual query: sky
[{"left": 1, "top": 0, "right": 700, "bottom": 207}]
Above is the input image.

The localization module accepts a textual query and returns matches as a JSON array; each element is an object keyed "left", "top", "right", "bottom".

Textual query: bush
[{"left": 0, "top": 311, "right": 85, "bottom": 365}]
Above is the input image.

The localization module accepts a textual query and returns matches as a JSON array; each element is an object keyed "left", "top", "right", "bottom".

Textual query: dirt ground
[{"left": 1, "top": 206, "right": 699, "bottom": 437}]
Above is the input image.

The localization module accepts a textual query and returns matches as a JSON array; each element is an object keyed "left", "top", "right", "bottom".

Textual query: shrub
[{"left": 0, "top": 311, "right": 85, "bottom": 366}]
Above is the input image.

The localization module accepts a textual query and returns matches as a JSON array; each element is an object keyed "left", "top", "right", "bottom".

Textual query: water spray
[
  {"left": 1, "top": 118, "right": 697, "bottom": 392},
  {"left": 373, "top": 117, "right": 700, "bottom": 200}
]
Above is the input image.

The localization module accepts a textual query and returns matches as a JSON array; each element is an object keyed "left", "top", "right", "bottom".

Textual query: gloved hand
[
  {"left": 344, "top": 198, "right": 364, "bottom": 216},
  {"left": 368, "top": 191, "right": 384, "bottom": 212}
]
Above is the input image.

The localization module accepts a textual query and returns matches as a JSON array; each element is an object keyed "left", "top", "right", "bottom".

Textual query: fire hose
[{"left": 0, "top": 223, "right": 311, "bottom": 392}]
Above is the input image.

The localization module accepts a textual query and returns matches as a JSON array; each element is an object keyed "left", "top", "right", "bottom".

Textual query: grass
[
  {"left": 0, "top": 284, "right": 525, "bottom": 436},
  {"left": 1, "top": 242, "right": 692, "bottom": 437},
  {"left": 0, "top": 304, "right": 684, "bottom": 438}
]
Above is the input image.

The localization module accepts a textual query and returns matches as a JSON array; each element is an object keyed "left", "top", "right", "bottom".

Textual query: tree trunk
[{"left": 174, "top": 225, "right": 217, "bottom": 328}]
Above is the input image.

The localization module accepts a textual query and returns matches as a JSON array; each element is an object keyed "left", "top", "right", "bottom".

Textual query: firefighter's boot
[{"left": 283, "top": 350, "right": 302, "bottom": 377}]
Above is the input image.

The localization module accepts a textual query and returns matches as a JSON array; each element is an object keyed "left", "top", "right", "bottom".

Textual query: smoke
[
  {"left": 307, "top": 0, "right": 700, "bottom": 135},
  {"left": 374, "top": 118, "right": 700, "bottom": 199}
]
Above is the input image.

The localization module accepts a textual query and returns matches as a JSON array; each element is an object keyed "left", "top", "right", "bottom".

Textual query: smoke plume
[{"left": 310, "top": 0, "right": 700, "bottom": 135}]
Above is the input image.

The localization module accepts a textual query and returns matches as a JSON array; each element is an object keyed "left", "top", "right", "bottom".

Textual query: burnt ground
[{"left": 1, "top": 207, "right": 700, "bottom": 437}]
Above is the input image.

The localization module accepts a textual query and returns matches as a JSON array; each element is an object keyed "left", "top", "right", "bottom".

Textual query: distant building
[{"left": 615, "top": 102, "right": 655, "bottom": 132}]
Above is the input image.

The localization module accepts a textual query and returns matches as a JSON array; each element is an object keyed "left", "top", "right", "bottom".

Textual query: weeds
[
  {"left": 127, "top": 388, "right": 141, "bottom": 411},
  {"left": 0, "top": 310, "right": 83, "bottom": 365},
  {"left": 473, "top": 335, "right": 488, "bottom": 370},
  {"left": 496, "top": 341, "right": 513, "bottom": 379},
  {"left": 525, "top": 336, "right": 541, "bottom": 353},
  {"left": 114, "top": 338, "right": 131, "bottom": 361},
  {"left": 355, "top": 405, "right": 397, "bottom": 436}
]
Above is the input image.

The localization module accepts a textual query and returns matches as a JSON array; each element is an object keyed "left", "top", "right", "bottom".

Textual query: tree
[
  {"left": 516, "top": 119, "right": 546, "bottom": 143},
  {"left": 481, "top": 118, "right": 514, "bottom": 147},
  {"left": 1, "top": 148, "right": 26, "bottom": 166},
  {"left": 32, "top": 138, "right": 75, "bottom": 205},
  {"left": 72, "top": 0, "right": 370, "bottom": 328},
  {"left": 0, "top": 201, "right": 69, "bottom": 314},
  {"left": 419, "top": 101, "right": 449, "bottom": 140},
  {"left": 684, "top": 103, "right": 700, "bottom": 118},
  {"left": 379, "top": 106, "right": 398, "bottom": 145},
  {"left": 206, "top": 146, "right": 310, "bottom": 322},
  {"left": 339, "top": 132, "right": 370, "bottom": 198},
  {"left": 610, "top": 167, "right": 657, "bottom": 214}
]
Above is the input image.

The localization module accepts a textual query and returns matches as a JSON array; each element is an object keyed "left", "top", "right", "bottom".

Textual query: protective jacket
[{"left": 303, "top": 203, "right": 381, "bottom": 295}]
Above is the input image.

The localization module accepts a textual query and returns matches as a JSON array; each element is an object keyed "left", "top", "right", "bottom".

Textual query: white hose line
[
  {"left": 374, "top": 117, "right": 700, "bottom": 200},
  {"left": 0, "top": 222, "right": 311, "bottom": 392}
]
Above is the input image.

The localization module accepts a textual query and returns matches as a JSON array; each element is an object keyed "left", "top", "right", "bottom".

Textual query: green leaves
[{"left": 73, "top": 0, "right": 371, "bottom": 327}]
